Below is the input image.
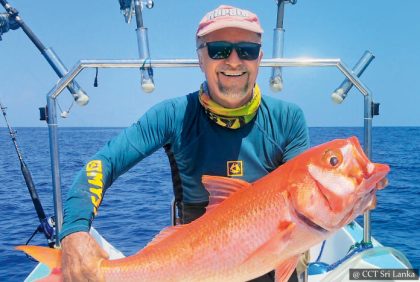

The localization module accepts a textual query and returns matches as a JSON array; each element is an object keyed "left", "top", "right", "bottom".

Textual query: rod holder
[
  {"left": 46, "top": 95, "right": 63, "bottom": 246},
  {"left": 43, "top": 48, "right": 89, "bottom": 105},
  {"left": 331, "top": 51, "right": 375, "bottom": 104},
  {"left": 136, "top": 27, "right": 155, "bottom": 93},
  {"left": 270, "top": 28, "right": 285, "bottom": 92},
  {"left": 133, "top": 0, "right": 155, "bottom": 93},
  {"left": 270, "top": 0, "right": 293, "bottom": 92}
]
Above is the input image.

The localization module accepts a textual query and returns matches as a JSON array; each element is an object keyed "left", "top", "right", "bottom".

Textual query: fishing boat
[{"left": 1, "top": 0, "right": 416, "bottom": 281}]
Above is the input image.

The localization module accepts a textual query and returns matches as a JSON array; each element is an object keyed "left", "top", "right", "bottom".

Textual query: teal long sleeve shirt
[{"left": 59, "top": 91, "right": 310, "bottom": 240}]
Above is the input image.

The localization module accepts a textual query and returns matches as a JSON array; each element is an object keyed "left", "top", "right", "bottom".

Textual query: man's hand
[
  {"left": 61, "top": 231, "right": 109, "bottom": 282},
  {"left": 365, "top": 177, "right": 389, "bottom": 212}
]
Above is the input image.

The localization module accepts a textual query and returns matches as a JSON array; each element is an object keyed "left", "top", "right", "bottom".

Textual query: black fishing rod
[
  {"left": 0, "top": 1, "right": 91, "bottom": 247},
  {"left": 0, "top": 101, "right": 55, "bottom": 247}
]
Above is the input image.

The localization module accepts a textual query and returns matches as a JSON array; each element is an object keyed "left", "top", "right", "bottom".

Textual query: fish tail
[{"left": 16, "top": 245, "right": 61, "bottom": 269}]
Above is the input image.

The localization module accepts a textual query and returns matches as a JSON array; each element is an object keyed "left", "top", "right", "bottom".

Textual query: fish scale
[{"left": 103, "top": 184, "right": 288, "bottom": 281}]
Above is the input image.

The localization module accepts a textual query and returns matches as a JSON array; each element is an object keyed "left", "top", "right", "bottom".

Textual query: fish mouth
[
  {"left": 296, "top": 212, "right": 329, "bottom": 233},
  {"left": 348, "top": 136, "right": 390, "bottom": 188},
  {"left": 293, "top": 205, "right": 329, "bottom": 233}
]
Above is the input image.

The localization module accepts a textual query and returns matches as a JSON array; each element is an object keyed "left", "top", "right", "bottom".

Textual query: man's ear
[
  {"left": 197, "top": 50, "right": 205, "bottom": 72},
  {"left": 258, "top": 49, "right": 264, "bottom": 63}
]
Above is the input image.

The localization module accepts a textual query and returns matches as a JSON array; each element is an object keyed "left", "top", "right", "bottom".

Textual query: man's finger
[
  {"left": 96, "top": 244, "right": 110, "bottom": 260},
  {"left": 376, "top": 177, "right": 389, "bottom": 190},
  {"left": 369, "top": 195, "right": 377, "bottom": 210},
  {"left": 61, "top": 232, "right": 107, "bottom": 281},
  {"left": 362, "top": 195, "right": 377, "bottom": 213}
]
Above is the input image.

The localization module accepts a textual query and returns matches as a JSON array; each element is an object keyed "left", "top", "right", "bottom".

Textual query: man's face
[{"left": 198, "top": 28, "right": 263, "bottom": 108}]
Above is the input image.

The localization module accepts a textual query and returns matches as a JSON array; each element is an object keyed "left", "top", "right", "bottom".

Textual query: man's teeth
[{"left": 222, "top": 72, "right": 245, "bottom": 77}]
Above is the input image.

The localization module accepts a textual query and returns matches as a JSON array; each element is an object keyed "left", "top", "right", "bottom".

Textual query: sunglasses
[{"left": 198, "top": 41, "right": 261, "bottom": 61}]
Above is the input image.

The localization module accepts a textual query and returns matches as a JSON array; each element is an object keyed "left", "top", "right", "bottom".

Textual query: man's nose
[{"left": 225, "top": 48, "right": 242, "bottom": 67}]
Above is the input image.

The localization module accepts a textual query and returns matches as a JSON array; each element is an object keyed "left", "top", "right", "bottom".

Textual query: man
[{"left": 61, "top": 5, "right": 310, "bottom": 281}]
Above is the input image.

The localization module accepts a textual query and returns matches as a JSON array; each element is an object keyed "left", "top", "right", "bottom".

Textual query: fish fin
[
  {"left": 274, "top": 255, "right": 299, "bottom": 282},
  {"left": 244, "top": 221, "right": 296, "bottom": 265},
  {"left": 202, "top": 175, "right": 252, "bottom": 212},
  {"left": 144, "top": 225, "right": 184, "bottom": 248},
  {"left": 16, "top": 245, "right": 61, "bottom": 269}
]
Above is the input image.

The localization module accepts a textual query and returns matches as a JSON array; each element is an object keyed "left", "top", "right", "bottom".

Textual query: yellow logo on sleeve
[
  {"left": 227, "top": 161, "right": 243, "bottom": 177},
  {"left": 86, "top": 160, "right": 103, "bottom": 215}
]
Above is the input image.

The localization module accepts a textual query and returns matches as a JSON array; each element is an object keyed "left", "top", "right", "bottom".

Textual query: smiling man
[
  {"left": 197, "top": 27, "right": 262, "bottom": 107},
  {"left": 60, "top": 5, "right": 309, "bottom": 282}
]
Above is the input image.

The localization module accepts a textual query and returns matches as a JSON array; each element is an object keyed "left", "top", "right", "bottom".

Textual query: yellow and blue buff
[{"left": 198, "top": 82, "right": 261, "bottom": 129}]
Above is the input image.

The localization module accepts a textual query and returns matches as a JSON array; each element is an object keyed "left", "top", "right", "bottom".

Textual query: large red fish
[{"left": 17, "top": 137, "right": 389, "bottom": 281}]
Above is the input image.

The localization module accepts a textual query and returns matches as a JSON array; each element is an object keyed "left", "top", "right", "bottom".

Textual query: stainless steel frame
[{"left": 47, "top": 57, "right": 374, "bottom": 245}]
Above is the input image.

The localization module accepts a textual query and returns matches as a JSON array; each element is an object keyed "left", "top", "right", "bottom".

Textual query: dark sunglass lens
[
  {"left": 207, "top": 42, "right": 232, "bottom": 60},
  {"left": 236, "top": 43, "right": 260, "bottom": 60}
]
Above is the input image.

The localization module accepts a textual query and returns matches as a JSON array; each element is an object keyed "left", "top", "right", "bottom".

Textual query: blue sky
[{"left": 1, "top": 0, "right": 419, "bottom": 127}]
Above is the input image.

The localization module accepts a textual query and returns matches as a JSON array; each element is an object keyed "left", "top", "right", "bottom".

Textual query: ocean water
[{"left": 0, "top": 127, "right": 419, "bottom": 281}]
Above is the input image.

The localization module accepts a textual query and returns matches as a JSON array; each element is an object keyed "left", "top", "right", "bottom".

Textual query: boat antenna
[
  {"left": 0, "top": 100, "right": 55, "bottom": 247},
  {"left": 0, "top": 0, "right": 89, "bottom": 107}
]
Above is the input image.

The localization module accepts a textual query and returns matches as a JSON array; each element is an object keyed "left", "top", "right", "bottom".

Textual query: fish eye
[
  {"left": 329, "top": 156, "right": 339, "bottom": 167},
  {"left": 323, "top": 149, "right": 342, "bottom": 167}
]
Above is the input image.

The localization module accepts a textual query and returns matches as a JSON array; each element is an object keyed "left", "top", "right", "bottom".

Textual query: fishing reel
[
  {"left": 26, "top": 216, "right": 56, "bottom": 248},
  {"left": 119, "top": 0, "right": 154, "bottom": 24},
  {"left": 40, "top": 216, "right": 56, "bottom": 247},
  {"left": 23, "top": 216, "right": 55, "bottom": 262},
  {"left": 0, "top": 12, "right": 19, "bottom": 40}
]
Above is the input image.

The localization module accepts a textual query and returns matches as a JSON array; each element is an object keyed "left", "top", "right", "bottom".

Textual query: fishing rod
[
  {"left": 0, "top": 0, "right": 92, "bottom": 246},
  {"left": 0, "top": 0, "right": 89, "bottom": 106},
  {"left": 0, "top": 100, "right": 55, "bottom": 247}
]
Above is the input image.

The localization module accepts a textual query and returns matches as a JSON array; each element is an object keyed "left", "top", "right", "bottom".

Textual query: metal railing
[{"left": 45, "top": 56, "right": 375, "bottom": 245}]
